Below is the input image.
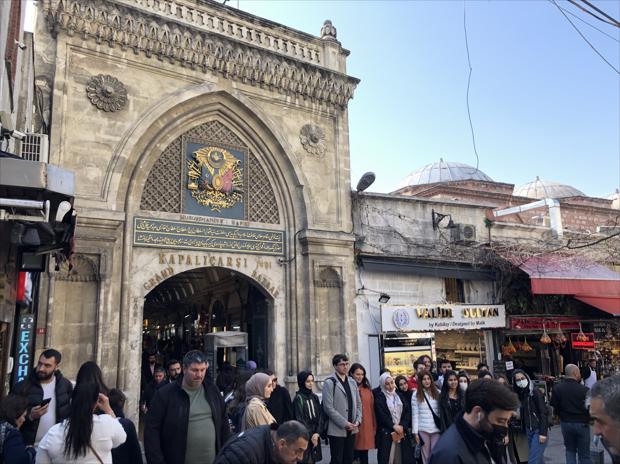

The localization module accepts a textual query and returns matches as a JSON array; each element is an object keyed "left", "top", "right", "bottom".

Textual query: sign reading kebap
[{"left": 381, "top": 304, "right": 506, "bottom": 332}]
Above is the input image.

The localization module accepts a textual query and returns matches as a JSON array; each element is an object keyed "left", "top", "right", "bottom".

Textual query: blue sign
[
  {"left": 133, "top": 217, "right": 285, "bottom": 256},
  {"left": 14, "top": 314, "right": 34, "bottom": 384}
]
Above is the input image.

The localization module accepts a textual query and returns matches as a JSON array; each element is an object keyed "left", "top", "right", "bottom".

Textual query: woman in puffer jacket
[
  {"left": 511, "top": 369, "right": 548, "bottom": 464},
  {"left": 412, "top": 370, "right": 441, "bottom": 464},
  {"left": 292, "top": 371, "right": 323, "bottom": 463}
]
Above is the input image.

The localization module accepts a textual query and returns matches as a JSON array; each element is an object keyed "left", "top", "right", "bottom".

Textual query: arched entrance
[{"left": 141, "top": 266, "right": 273, "bottom": 376}]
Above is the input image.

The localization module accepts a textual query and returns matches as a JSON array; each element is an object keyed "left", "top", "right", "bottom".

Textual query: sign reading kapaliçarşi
[{"left": 381, "top": 304, "right": 506, "bottom": 332}]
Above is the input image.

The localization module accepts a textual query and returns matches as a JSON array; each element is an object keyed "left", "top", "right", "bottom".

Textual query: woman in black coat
[
  {"left": 395, "top": 375, "right": 415, "bottom": 464},
  {"left": 292, "top": 371, "right": 323, "bottom": 463},
  {"left": 374, "top": 373, "right": 410, "bottom": 464},
  {"left": 438, "top": 370, "right": 465, "bottom": 432}
]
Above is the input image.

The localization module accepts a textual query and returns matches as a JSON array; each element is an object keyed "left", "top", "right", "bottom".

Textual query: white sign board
[{"left": 381, "top": 304, "right": 506, "bottom": 332}]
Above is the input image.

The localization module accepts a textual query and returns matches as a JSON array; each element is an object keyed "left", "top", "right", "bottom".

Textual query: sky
[{"left": 235, "top": 0, "right": 620, "bottom": 198}]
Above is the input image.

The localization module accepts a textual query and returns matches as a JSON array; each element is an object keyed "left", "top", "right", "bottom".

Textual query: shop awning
[{"left": 519, "top": 255, "right": 620, "bottom": 316}]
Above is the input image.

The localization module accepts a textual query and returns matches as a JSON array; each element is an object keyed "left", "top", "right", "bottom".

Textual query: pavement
[{"left": 319, "top": 425, "right": 612, "bottom": 463}]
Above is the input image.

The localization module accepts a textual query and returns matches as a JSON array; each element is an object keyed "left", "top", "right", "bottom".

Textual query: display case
[
  {"left": 435, "top": 330, "right": 486, "bottom": 374},
  {"left": 382, "top": 332, "right": 434, "bottom": 377}
]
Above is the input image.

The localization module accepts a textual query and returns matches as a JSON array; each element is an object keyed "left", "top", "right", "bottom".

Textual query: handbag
[
  {"left": 423, "top": 393, "right": 442, "bottom": 430},
  {"left": 88, "top": 444, "right": 105, "bottom": 464},
  {"left": 310, "top": 442, "right": 323, "bottom": 462}
]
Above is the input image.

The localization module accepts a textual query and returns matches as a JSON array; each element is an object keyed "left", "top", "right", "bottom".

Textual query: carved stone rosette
[
  {"left": 85, "top": 74, "right": 128, "bottom": 112},
  {"left": 300, "top": 124, "right": 326, "bottom": 157}
]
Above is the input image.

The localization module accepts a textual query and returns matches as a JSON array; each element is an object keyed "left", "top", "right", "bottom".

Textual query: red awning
[{"left": 519, "top": 255, "right": 620, "bottom": 316}]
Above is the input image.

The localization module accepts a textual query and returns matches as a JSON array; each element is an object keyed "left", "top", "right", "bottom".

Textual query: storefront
[
  {"left": 499, "top": 315, "right": 620, "bottom": 381},
  {"left": 380, "top": 304, "right": 506, "bottom": 377}
]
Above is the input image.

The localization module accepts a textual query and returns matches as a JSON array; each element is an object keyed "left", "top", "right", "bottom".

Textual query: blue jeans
[
  {"left": 561, "top": 421, "right": 592, "bottom": 464},
  {"left": 526, "top": 428, "right": 547, "bottom": 464}
]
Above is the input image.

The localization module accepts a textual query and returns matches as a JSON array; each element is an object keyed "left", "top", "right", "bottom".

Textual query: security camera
[
  {"left": 15, "top": 40, "right": 27, "bottom": 50},
  {"left": 11, "top": 130, "right": 26, "bottom": 140}
]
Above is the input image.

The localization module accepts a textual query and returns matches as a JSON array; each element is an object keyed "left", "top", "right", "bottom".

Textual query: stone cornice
[{"left": 43, "top": 0, "right": 359, "bottom": 108}]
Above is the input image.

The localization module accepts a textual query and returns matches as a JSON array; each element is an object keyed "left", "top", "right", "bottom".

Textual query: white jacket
[
  {"left": 412, "top": 392, "right": 440, "bottom": 434},
  {"left": 36, "top": 414, "right": 126, "bottom": 463}
]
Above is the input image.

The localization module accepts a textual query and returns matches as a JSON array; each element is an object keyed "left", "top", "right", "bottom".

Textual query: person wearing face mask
[
  {"left": 511, "top": 369, "right": 548, "bottom": 464},
  {"left": 589, "top": 375, "right": 620, "bottom": 464},
  {"left": 429, "top": 379, "right": 519, "bottom": 464},
  {"left": 438, "top": 371, "right": 465, "bottom": 432},
  {"left": 457, "top": 372, "right": 470, "bottom": 393}
]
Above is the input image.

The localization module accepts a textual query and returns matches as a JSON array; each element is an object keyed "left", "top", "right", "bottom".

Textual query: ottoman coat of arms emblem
[{"left": 187, "top": 146, "right": 243, "bottom": 212}]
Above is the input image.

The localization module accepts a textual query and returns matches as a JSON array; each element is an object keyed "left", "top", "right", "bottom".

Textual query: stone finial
[{"left": 320, "top": 20, "right": 337, "bottom": 41}]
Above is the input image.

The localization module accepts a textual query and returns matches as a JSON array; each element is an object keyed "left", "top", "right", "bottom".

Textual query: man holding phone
[{"left": 13, "top": 348, "right": 73, "bottom": 446}]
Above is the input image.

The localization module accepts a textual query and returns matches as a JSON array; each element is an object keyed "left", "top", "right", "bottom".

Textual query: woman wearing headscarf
[
  {"left": 394, "top": 375, "right": 414, "bottom": 464},
  {"left": 292, "top": 371, "right": 323, "bottom": 463},
  {"left": 242, "top": 372, "right": 276, "bottom": 430},
  {"left": 374, "top": 372, "right": 407, "bottom": 464},
  {"left": 511, "top": 369, "right": 548, "bottom": 464},
  {"left": 438, "top": 370, "right": 465, "bottom": 432}
]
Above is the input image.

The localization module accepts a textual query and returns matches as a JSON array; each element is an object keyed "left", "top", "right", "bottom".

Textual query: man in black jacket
[
  {"left": 551, "top": 364, "right": 592, "bottom": 464},
  {"left": 430, "top": 379, "right": 519, "bottom": 464},
  {"left": 265, "top": 371, "right": 293, "bottom": 424},
  {"left": 145, "top": 350, "right": 230, "bottom": 464},
  {"left": 12, "top": 348, "right": 73, "bottom": 446},
  {"left": 214, "top": 421, "right": 309, "bottom": 464}
]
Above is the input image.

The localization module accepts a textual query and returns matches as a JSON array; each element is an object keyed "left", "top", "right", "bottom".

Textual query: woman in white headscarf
[
  {"left": 373, "top": 372, "right": 408, "bottom": 464},
  {"left": 242, "top": 372, "right": 276, "bottom": 430}
]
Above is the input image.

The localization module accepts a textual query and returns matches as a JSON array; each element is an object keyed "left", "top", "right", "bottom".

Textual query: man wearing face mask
[
  {"left": 429, "top": 379, "right": 519, "bottom": 464},
  {"left": 589, "top": 375, "right": 620, "bottom": 463},
  {"left": 511, "top": 369, "right": 548, "bottom": 463}
]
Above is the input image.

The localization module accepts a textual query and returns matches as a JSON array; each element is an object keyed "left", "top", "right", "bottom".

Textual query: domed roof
[
  {"left": 608, "top": 189, "right": 620, "bottom": 209},
  {"left": 514, "top": 176, "right": 585, "bottom": 199},
  {"left": 397, "top": 158, "right": 493, "bottom": 189}
]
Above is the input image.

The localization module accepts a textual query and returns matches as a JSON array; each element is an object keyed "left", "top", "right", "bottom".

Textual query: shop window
[{"left": 444, "top": 278, "right": 464, "bottom": 303}]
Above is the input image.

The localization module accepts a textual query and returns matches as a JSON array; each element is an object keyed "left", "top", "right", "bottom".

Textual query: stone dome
[
  {"left": 396, "top": 158, "right": 493, "bottom": 189},
  {"left": 608, "top": 189, "right": 620, "bottom": 209},
  {"left": 513, "top": 176, "right": 585, "bottom": 199}
]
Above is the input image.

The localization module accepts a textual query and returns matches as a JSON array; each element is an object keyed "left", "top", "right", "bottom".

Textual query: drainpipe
[{"left": 493, "top": 198, "right": 563, "bottom": 239}]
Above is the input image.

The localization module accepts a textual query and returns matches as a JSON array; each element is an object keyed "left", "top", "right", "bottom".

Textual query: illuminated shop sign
[
  {"left": 570, "top": 332, "right": 595, "bottom": 350},
  {"left": 14, "top": 314, "right": 35, "bottom": 384},
  {"left": 381, "top": 304, "right": 506, "bottom": 332}
]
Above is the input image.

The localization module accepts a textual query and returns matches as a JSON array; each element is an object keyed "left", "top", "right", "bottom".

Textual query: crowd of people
[{"left": 0, "top": 348, "right": 619, "bottom": 464}]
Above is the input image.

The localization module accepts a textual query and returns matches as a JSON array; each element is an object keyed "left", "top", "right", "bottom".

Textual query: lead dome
[
  {"left": 396, "top": 158, "right": 493, "bottom": 189},
  {"left": 514, "top": 176, "right": 585, "bottom": 199}
]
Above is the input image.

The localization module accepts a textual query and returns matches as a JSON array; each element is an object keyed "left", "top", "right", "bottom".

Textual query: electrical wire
[
  {"left": 578, "top": 0, "right": 620, "bottom": 28},
  {"left": 559, "top": 4, "right": 620, "bottom": 42},
  {"left": 551, "top": 0, "right": 620, "bottom": 74},
  {"left": 463, "top": 1, "right": 480, "bottom": 175},
  {"left": 567, "top": 0, "right": 620, "bottom": 27}
]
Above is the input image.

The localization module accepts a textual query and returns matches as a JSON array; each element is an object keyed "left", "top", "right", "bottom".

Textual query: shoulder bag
[{"left": 423, "top": 393, "right": 442, "bottom": 430}]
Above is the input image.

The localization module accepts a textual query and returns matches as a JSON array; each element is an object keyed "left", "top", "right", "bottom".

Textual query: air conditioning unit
[
  {"left": 20, "top": 133, "right": 49, "bottom": 163},
  {"left": 450, "top": 224, "right": 476, "bottom": 243},
  {"left": 597, "top": 225, "right": 620, "bottom": 234}
]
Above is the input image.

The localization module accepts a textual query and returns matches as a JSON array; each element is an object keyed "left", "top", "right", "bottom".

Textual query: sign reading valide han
[{"left": 381, "top": 304, "right": 506, "bottom": 332}]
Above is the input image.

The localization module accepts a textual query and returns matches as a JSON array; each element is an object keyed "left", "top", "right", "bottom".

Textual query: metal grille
[
  {"left": 140, "top": 121, "right": 280, "bottom": 224},
  {"left": 140, "top": 138, "right": 182, "bottom": 212},
  {"left": 20, "top": 133, "right": 49, "bottom": 162},
  {"left": 248, "top": 153, "right": 280, "bottom": 224}
]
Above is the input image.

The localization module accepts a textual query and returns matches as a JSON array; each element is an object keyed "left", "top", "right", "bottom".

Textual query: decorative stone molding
[
  {"left": 43, "top": 0, "right": 358, "bottom": 109},
  {"left": 55, "top": 254, "right": 100, "bottom": 281},
  {"left": 85, "top": 74, "right": 128, "bottom": 112},
  {"left": 315, "top": 267, "right": 341, "bottom": 288},
  {"left": 299, "top": 123, "right": 326, "bottom": 157},
  {"left": 320, "top": 20, "right": 337, "bottom": 41}
]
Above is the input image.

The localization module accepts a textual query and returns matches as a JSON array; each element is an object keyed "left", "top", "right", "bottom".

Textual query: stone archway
[{"left": 117, "top": 91, "right": 302, "bottom": 418}]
